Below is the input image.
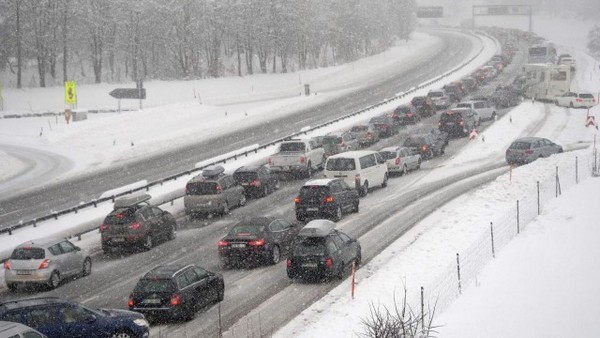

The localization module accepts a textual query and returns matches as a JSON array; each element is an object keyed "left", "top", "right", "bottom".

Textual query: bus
[
  {"left": 523, "top": 64, "right": 571, "bottom": 101},
  {"left": 528, "top": 43, "right": 557, "bottom": 64}
]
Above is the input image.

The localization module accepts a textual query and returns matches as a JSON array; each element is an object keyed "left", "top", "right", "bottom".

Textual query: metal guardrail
[{"left": 0, "top": 29, "right": 497, "bottom": 240}]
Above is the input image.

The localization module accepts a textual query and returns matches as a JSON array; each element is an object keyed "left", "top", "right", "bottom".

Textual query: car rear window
[
  {"left": 440, "top": 113, "right": 461, "bottom": 122},
  {"left": 509, "top": 141, "right": 532, "bottom": 150},
  {"left": 293, "top": 237, "right": 326, "bottom": 256},
  {"left": 579, "top": 93, "right": 594, "bottom": 99},
  {"left": 280, "top": 142, "right": 306, "bottom": 152},
  {"left": 370, "top": 117, "right": 388, "bottom": 123},
  {"left": 11, "top": 247, "right": 45, "bottom": 260},
  {"left": 395, "top": 106, "right": 412, "bottom": 114},
  {"left": 456, "top": 103, "right": 471, "bottom": 109},
  {"left": 428, "top": 91, "right": 443, "bottom": 98},
  {"left": 404, "top": 136, "right": 427, "bottom": 147},
  {"left": 105, "top": 208, "right": 137, "bottom": 225},
  {"left": 326, "top": 158, "right": 356, "bottom": 171},
  {"left": 186, "top": 181, "right": 219, "bottom": 195},
  {"left": 379, "top": 151, "right": 395, "bottom": 160},
  {"left": 229, "top": 224, "right": 265, "bottom": 236},
  {"left": 300, "top": 185, "right": 330, "bottom": 199},
  {"left": 411, "top": 97, "right": 426, "bottom": 105},
  {"left": 351, "top": 125, "right": 368, "bottom": 132},
  {"left": 233, "top": 171, "right": 258, "bottom": 183},
  {"left": 135, "top": 279, "right": 177, "bottom": 293},
  {"left": 322, "top": 136, "right": 342, "bottom": 145}
]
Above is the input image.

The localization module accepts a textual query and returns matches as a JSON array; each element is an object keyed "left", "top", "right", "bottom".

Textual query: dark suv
[
  {"left": 438, "top": 108, "right": 478, "bottom": 138},
  {"left": 392, "top": 104, "right": 421, "bottom": 125},
  {"left": 403, "top": 134, "right": 445, "bottom": 159},
  {"left": 100, "top": 194, "right": 177, "bottom": 254},
  {"left": 369, "top": 115, "right": 397, "bottom": 137},
  {"left": 410, "top": 96, "right": 436, "bottom": 117},
  {"left": 233, "top": 165, "right": 279, "bottom": 198},
  {"left": 287, "top": 220, "right": 361, "bottom": 281},
  {"left": 129, "top": 264, "right": 224, "bottom": 322},
  {"left": 295, "top": 178, "right": 359, "bottom": 222},
  {"left": 0, "top": 297, "right": 149, "bottom": 338}
]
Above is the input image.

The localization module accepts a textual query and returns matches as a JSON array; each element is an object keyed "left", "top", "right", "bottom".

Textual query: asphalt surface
[{"left": 0, "top": 30, "right": 474, "bottom": 229}]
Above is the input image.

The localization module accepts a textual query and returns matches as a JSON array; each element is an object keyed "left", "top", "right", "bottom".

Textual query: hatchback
[
  {"left": 295, "top": 179, "right": 359, "bottom": 222},
  {"left": 505, "top": 137, "right": 563, "bottom": 165},
  {"left": 184, "top": 165, "right": 246, "bottom": 217},
  {"left": 129, "top": 265, "right": 224, "bottom": 322},
  {"left": 218, "top": 217, "right": 301, "bottom": 266},
  {"left": 349, "top": 124, "right": 380, "bottom": 146},
  {"left": 409, "top": 96, "right": 436, "bottom": 117},
  {"left": 0, "top": 320, "right": 48, "bottom": 338},
  {"left": 369, "top": 115, "right": 397, "bottom": 138},
  {"left": 427, "top": 90, "right": 451, "bottom": 109},
  {"left": 403, "top": 134, "right": 445, "bottom": 159},
  {"left": 322, "top": 131, "right": 359, "bottom": 158},
  {"left": 438, "top": 108, "right": 479, "bottom": 137},
  {"left": 554, "top": 91, "right": 596, "bottom": 108},
  {"left": 287, "top": 220, "right": 361, "bottom": 281},
  {"left": 4, "top": 239, "right": 91, "bottom": 291},
  {"left": 100, "top": 194, "right": 177, "bottom": 253},
  {"left": 233, "top": 165, "right": 279, "bottom": 198},
  {"left": 0, "top": 297, "right": 149, "bottom": 338},
  {"left": 378, "top": 146, "right": 421, "bottom": 176},
  {"left": 392, "top": 104, "right": 421, "bottom": 125}
]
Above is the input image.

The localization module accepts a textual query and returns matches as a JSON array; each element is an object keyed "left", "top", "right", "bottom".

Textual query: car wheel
[
  {"left": 417, "top": 159, "right": 422, "bottom": 169},
  {"left": 168, "top": 224, "right": 177, "bottom": 240},
  {"left": 111, "top": 331, "right": 134, "bottom": 338},
  {"left": 262, "top": 186, "right": 269, "bottom": 197},
  {"left": 569, "top": 102, "right": 574, "bottom": 108},
  {"left": 558, "top": 147, "right": 564, "bottom": 153},
  {"left": 555, "top": 100, "right": 559, "bottom": 106},
  {"left": 337, "top": 263, "right": 345, "bottom": 279},
  {"left": 401, "top": 165, "right": 408, "bottom": 176},
  {"left": 82, "top": 257, "right": 92, "bottom": 277},
  {"left": 222, "top": 202, "right": 230, "bottom": 216},
  {"left": 274, "top": 179, "right": 280, "bottom": 190},
  {"left": 270, "top": 245, "right": 281, "bottom": 265},
  {"left": 332, "top": 205, "right": 342, "bottom": 222},
  {"left": 144, "top": 234, "right": 154, "bottom": 250},
  {"left": 352, "top": 200, "right": 359, "bottom": 213},
  {"left": 428, "top": 149, "right": 434, "bottom": 159},
  {"left": 48, "top": 271, "right": 60, "bottom": 289},
  {"left": 217, "top": 282, "right": 225, "bottom": 301},
  {"left": 355, "top": 249, "right": 362, "bottom": 267},
  {"left": 492, "top": 112, "right": 497, "bottom": 120},
  {"left": 305, "top": 162, "right": 313, "bottom": 178},
  {"left": 7, "top": 283, "right": 18, "bottom": 291},
  {"left": 101, "top": 243, "right": 112, "bottom": 255},
  {"left": 239, "top": 194, "right": 247, "bottom": 207},
  {"left": 381, "top": 173, "right": 388, "bottom": 188},
  {"left": 360, "top": 182, "right": 369, "bottom": 197},
  {"left": 441, "top": 146, "right": 445, "bottom": 155}
]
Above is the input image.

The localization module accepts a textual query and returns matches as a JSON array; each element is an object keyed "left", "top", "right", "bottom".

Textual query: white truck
[
  {"left": 268, "top": 139, "right": 324, "bottom": 178},
  {"left": 456, "top": 100, "right": 497, "bottom": 122}
]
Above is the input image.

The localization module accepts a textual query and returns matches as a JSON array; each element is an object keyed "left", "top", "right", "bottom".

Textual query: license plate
[
  {"left": 112, "top": 237, "right": 125, "bottom": 242},
  {"left": 446, "top": 122, "right": 454, "bottom": 126},
  {"left": 231, "top": 243, "right": 246, "bottom": 248},
  {"left": 306, "top": 208, "right": 318, "bottom": 212},
  {"left": 142, "top": 299, "right": 161, "bottom": 305},
  {"left": 17, "top": 270, "right": 32, "bottom": 275},
  {"left": 302, "top": 262, "right": 318, "bottom": 268}
]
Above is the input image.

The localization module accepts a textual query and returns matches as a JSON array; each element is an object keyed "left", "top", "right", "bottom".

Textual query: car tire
[
  {"left": 6, "top": 283, "right": 18, "bottom": 291},
  {"left": 570, "top": 102, "right": 574, "bottom": 108},
  {"left": 270, "top": 245, "right": 281, "bottom": 265},
  {"left": 222, "top": 202, "right": 230, "bottom": 216},
  {"left": 111, "top": 331, "right": 134, "bottom": 338},
  {"left": 168, "top": 224, "right": 177, "bottom": 240},
  {"left": 337, "top": 263, "right": 345, "bottom": 279},
  {"left": 441, "top": 146, "right": 445, "bottom": 155},
  {"left": 48, "top": 271, "right": 60, "bottom": 289},
  {"left": 332, "top": 205, "right": 342, "bottom": 222},
  {"left": 239, "top": 194, "right": 247, "bottom": 207},
  {"left": 101, "top": 243, "right": 112, "bottom": 255},
  {"left": 143, "top": 234, "right": 154, "bottom": 251},
  {"left": 492, "top": 112, "right": 497, "bottom": 120},
  {"left": 401, "top": 165, "right": 408, "bottom": 176},
  {"left": 417, "top": 159, "right": 422, "bottom": 169},
  {"left": 82, "top": 257, "right": 92, "bottom": 277},
  {"left": 555, "top": 100, "right": 559, "bottom": 106},
  {"left": 217, "top": 282, "right": 225, "bottom": 302},
  {"left": 262, "top": 186, "right": 269, "bottom": 197},
  {"left": 352, "top": 200, "right": 359, "bottom": 213},
  {"left": 381, "top": 174, "right": 388, "bottom": 188},
  {"left": 355, "top": 249, "right": 362, "bottom": 267},
  {"left": 360, "top": 182, "right": 369, "bottom": 197},
  {"left": 274, "top": 179, "right": 280, "bottom": 190}
]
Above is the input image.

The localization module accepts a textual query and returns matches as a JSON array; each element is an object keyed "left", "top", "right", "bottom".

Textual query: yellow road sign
[{"left": 65, "top": 81, "right": 77, "bottom": 104}]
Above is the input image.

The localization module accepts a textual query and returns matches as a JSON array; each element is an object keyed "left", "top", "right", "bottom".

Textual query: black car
[
  {"left": 403, "top": 134, "right": 445, "bottom": 159},
  {"left": 438, "top": 108, "right": 478, "bottom": 138},
  {"left": 129, "top": 264, "right": 224, "bottom": 322},
  {"left": 233, "top": 165, "right": 279, "bottom": 198},
  {"left": 392, "top": 104, "right": 421, "bottom": 125},
  {"left": 100, "top": 194, "right": 177, "bottom": 254},
  {"left": 414, "top": 125, "right": 449, "bottom": 146},
  {"left": 218, "top": 217, "right": 302, "bottom": 266},
  {"left": 295, "top": 178, "right": 360, "bottom": 222},
  {"left": 368, "top": 115, "right": 397, "bottom": 137},
  {"left": 287, "top": 220, "right": 361, "bottom": 281},
  {"left": 409, "top": 96, "right": 436, "bottom": 117},
  {"left": 0, "top": 297, "right": 149, "bottom": 338}
]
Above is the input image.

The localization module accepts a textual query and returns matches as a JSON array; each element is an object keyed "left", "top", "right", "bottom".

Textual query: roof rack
[
  {"left": 299, "top": 219, "right": 336, "bottom": 237},
  {"left": 113, "top": 193, "right": 152, "bottom": 209},
  {"left": 202, "top": 165, "right": 225, "bottom": 179}
]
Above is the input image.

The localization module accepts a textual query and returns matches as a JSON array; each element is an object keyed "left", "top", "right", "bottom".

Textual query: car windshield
[
  {"left": 280, "top": 142, "right": 305, "bottom": 152},
  {"left": 105, "top": 208, "right": 137, "bottom": 225},
  {"left": 379, "top": 151, "right": 396, "bottom": 160},
  {"left": 300, "top": 185, "right": 329, "bottom": 199},
  {"left": 510, "top": 141, "right": 532, "bottom": 150},
  {"left": 440, "top": 113, "right": 461, "bottom": 122},
  {"left": 293, "top": 237, "right": 326, "bottom": 256},
  {"left": 404, "top": 137, "right": 427, "bottom": 147},
  {"left": 233, "top": 171, "right": 258, "bottom": 182},
  {"left": 326, "top": 158, "right": 356, "bottom": 171},
  {"left": 186, "top": 181, "right": 219, "bottom": 195},
  {"left": 322, "top": 136, "right": 342, "bottom": 145},
  {"left": 11, "top": 247, "right": 45, "bottom": 260},
  {"left": 579, "top": 93, "right": 594, "bottom": 99},
  {"left": 229, "top": 224, "right": 265, "bottom": 236},
  {"left": 428, "top": 91, "right": 443, "bottom": 97},
  {"left": 135, "top": 279, "right": 177, "bottom": 293},
  {"left": 351, "top": 125, "right": 368, "bottom": 132}
]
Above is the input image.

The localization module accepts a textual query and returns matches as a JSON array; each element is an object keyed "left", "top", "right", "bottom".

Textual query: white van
[{"left": 324, "top": 150, "right": 388, "bottom": 197}]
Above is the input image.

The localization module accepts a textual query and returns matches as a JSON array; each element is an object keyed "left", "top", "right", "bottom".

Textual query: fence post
[
  {"left": 537, "top": 181, "right": 540, "bottom": 215},
  {"left": 421, "top": 286, "right": 425, "bottom": 333},
  {"left": 576, "top": 156, "right": 579, "bottom": 184},
  {"left": 490, "top": 222, "right": 495, "bottom": 258},
  {"left": 516, "top": 200, "right": 520, "bottom": 234},
  {"left": 456, "top": 253, "right": 462, "bottom": 295}
]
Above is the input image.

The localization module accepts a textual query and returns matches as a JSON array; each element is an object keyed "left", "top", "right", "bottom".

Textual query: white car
[
  {"left": 456, "top": 100, "right": 497, "bottom": 121},
  {"left": 554, "top": 91, "right": 596, "bottom": 108},
  {"left": 378, "top": 146, "right": 421, "bottom": 176}
]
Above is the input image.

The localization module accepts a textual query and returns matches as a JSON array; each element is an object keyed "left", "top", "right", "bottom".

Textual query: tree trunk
[
  {"left": 62, "top": 0, "right": 68, "bottom": 82},
  {"left": 236, "top": 33, "right": 242, "bottom": 77},
  {"left": 16, "top": 0, "right": 22, "bottom": 88}
]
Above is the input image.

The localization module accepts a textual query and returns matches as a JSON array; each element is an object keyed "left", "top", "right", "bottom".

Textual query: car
[
  {"left": 378, "top": 146, "right": 421, "bottom": 176},
  {"left": 369, "top": 114, "right": 397, "bottom": 137},
  {"left": 460, "top": 77, "right": 478, "bottom": 93},
  {"left": 490, "top": 86, "right": 522, "bottom": 108},
  {"left": 218, "top": 217, "right": 301, "bottom": 266},
  {"left": 100, "top": 193, "right": 177, "bottom": 253},
  {"left": 321, "top": 131, "right": 359, "bottom": 158},
  {"left": 427, "top": 89, "right": 451, "bottom": 109},
  {"left": 286, "top": 220, "right": 361, "bottom": 281},
  {"left": 0, "top": 297, "right": 149, "bottom": 338},
  {"left": 128, "top": 264, "right": 224, "bottom": 322},
  {"left": 0, "top": 320, "right": 48, "bottom": 338},
  {"left": 349, "top": 124, "right": 380, "bottom": 146},
  {"left": 4, "top": 238, "right": 92, "bottom": 291},
  {"left": 392, "top": 104, "right": 421, "bottom": 125},
  {"left": 456, "top": 100, "right": 497, "bottom": 121},
  {"left": 184, "top": 165, "right": 246, "bottom": 217},
  {"left": 438, "top": 108, "right": 479, "bottom": 138},
  {"left": 233, "top": 165, "right": 279, "bottom": 198},
  {"left": 409, "top": 96, "right": 436, "bottom": 117},
  {"left": 295, "top": 178, "right": 360, "bottom": 222},
  {"left": 403, "top": 134, "right": 445, "bottom": 160},
  {"left": 554, "top": 91, "right": 596, "bottom": 108},
  {"left": 557, "top": 53, "right": 572, "bottom": 64},
  {"left": 324, "top": 150, "right": 388, "bottom": 197},
  {"left": 505, "top": 137, "right": 563, "bottom": 165},
  {"left": 413, "top": 125, "right": 449, "bottom": 146},
  {"left": 443, "top": 82, "right": 466, "bottom": 102}
]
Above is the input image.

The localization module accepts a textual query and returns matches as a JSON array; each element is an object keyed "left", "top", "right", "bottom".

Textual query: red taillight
[
  {"left": 299, "top": 155, "right": 305, "bottom": 164},
  {"left": 99, "top": 223, "right": 108, "bottom": 232},
  {"left": 249, "top": 180, "right": 261, "bottom": 187},
  {"left": 459, "top": 120, "right": 465, "bottom": 126},
  {"left": 218, "top": 240, "right": 229, "bottom": 248},
  {"left": 129, "top": 222, "right": 141, "bottom": 230},
  {"left": 340, "top": 140, "right": 346, "bottom": 147},
  {"left": 268, "top": 157, "right": 273, "bottom": 166},
  {"left": 128, "top": 296, "right": 134, "bottom": 308},
  {"left": 170, "top": 293, "right": 181, "bottom": 306},
  {"left": 215, "top": 184, "right": 222, "bottom": 193},
  {"left": 287, "top": 258, "right": 292, "bottom": 268},
  {"left": 4, "top": 260, "right": 11, "bottom": 270},
  {"left": 422, "top": 145, "right": 429, "bottom": 151},
  {"left": 407, "top": 113, "right": 414, "bottom": 117},
  {"left": 294, "top": 196, "right": 301, "bottom": 203},
  {"left": 525, "top": 149, "right": 534, "bottom": 154},
  {"left": 576, "top": 98, "right": 583, "bottom": 102},
  {"left": 395, "top": 157, "right": 400, "bottom": 165},
  {"left": 355, "top": 174, "right": 361, "bottom": 186},
  {"left": 39, "top": 259, "right": 51, "bottom": 269},
  {"left": 325, "top": 258, "right": 333, "bottom": 269},
  {"left": 248, "top": 239, "right": 265, "bottom": 246},
  {"left": 324, "top": 196, "right": 334, "bottom": 203},
  {"left": 367, "top": 132, "right": 373, "bottom": 139},
  {"left": 392, "top": 113, "right": 399, "bottom": 119}
]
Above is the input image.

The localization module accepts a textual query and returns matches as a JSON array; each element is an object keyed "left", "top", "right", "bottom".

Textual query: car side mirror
[
  {"left": 74, "top": 246, "right": 81, "bottom": 251},
  {"left": 85, "top": 314, "right": 97, "bottom": 323}
]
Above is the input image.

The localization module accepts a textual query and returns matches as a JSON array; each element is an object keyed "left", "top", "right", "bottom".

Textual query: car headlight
[{"left": 133, "top": 318, "right": 149, "bottom": 327}]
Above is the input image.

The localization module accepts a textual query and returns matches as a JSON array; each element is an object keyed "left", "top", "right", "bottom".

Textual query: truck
[{"left": 268, "top": 138, "right": 324, "bottom": 178}]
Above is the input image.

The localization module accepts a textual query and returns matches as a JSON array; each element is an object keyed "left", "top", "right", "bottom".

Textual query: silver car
[
  {"left": 505, "top": 137, "right": 563, "bottom": 165},
  {"left": 322, "top": 131, "right": 359, "bottom": 158},
  {"left": 349, "top": 124, "right": 380, "bottom": 146},
  {"left": 184, "top": 165, "right": 247, "bottom": 217},
  {"left": 4, "top": 238, "right": 92, "bottom": 291}
]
